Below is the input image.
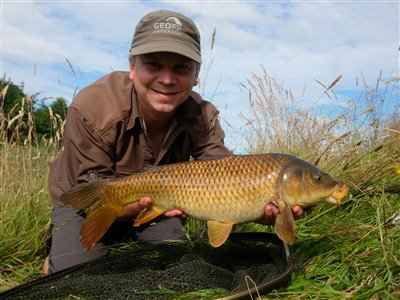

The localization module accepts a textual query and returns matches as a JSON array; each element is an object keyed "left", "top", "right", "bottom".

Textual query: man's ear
[
  {"left": 194, "top": 63, "right": 201, "bottom": 86},
  {"left": 129, "top": 56, "right": 137, "bottom": 80},
  {"left": 129, "top": 63, "right": 135, "bottom": 80}
]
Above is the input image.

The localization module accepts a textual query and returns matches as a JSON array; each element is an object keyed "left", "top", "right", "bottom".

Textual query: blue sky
[{"left": 1, "top": 0, "right": 399, "bottom": 151}]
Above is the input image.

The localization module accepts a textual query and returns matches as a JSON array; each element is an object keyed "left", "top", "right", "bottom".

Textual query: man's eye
[
  {"left": 174, "top": 64, "right": 191, "bottom": 73},
  {"left": 146, "top": 61, "right": 161, "bottom": 69}
]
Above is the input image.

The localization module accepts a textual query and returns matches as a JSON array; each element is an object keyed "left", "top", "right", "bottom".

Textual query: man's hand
[
  {"left": 258, "top": 201, "right": 316, "bottom": 225},
  {"left": 117, "top": 196, "right": 187, "bottom": 222}
]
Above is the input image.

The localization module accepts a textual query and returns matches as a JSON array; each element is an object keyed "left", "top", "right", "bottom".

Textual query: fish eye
[{"left": 313, "top": 174, "right": 322, "bottom": 181}]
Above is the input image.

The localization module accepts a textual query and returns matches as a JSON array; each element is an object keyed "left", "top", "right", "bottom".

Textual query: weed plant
[
  {"left": 235, "top": 68, "right": 400, "bottom": 299},
  {"left": 0, "top": 88, "right": 62, "bottom": 291},
  {"left": 0, "top": 66, "right": 399, "bottom": 299}
]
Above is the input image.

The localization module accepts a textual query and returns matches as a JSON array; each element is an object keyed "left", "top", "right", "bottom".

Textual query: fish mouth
[{"left": 326, "top": 185, "right": 348, "bottom": 206}]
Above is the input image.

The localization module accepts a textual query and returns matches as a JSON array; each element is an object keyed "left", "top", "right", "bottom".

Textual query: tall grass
[
  {"left": 236, "top": 67, "right": 400, "bottom": 299},
  {"left": 0, "top": 66, "right": 399, "bottom": 299},
  {"left": 0, "top": 87, "right": 63, "bottom": 291},
  {"left": 238, "top": 66, "right": 399, "bottom": 188}
]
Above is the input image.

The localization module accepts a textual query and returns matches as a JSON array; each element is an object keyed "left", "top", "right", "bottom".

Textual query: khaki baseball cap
[{"left": 130, "top": 10, "right": 202, "bottom": 64}]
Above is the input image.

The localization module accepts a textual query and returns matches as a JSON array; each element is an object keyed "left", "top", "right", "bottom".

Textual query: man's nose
[{"left": 158, "top": 69, "right": 176, "bottom": 85}]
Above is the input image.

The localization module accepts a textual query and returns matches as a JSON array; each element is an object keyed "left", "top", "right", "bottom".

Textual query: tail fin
[{"left": 61, "top": 182, "right": 123, "bottom": 250}]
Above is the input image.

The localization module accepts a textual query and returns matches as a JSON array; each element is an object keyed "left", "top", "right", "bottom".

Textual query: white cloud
[{"left": 1, "top": 0, "right": 398, "bottom": 151}]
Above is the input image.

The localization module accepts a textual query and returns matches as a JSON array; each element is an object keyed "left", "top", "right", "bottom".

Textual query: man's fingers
[
  {"left": 258, "top": 202, "right": 279, "bottom": 225},
  {"left": 266, "top": 202, "right": 279, "bottom": 217},
  {"left": 292, "top": 205, "right": 303, "bottom": 220},
  {"left": 138, "top": 196, "right": 152, "bottom": 208},
  {"left": 164, "top": 209, "right": 187, "bottom": 218}
]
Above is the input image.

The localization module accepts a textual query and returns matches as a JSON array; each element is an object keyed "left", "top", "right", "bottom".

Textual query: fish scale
[
  {"left": 108, "top": 155, "right": 277, "bottom": 221},
  {"left": 60, "top": 153, "right": 348, "bottom": 250}
]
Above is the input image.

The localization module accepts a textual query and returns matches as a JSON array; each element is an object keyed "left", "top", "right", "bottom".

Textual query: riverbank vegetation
[{"left": 1, "top": 71, "right": 399, "bottom": 298}]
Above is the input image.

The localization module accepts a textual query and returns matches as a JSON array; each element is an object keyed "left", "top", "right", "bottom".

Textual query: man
[{"left": 44, "top": 10, "right": 306, "bottom": 274}]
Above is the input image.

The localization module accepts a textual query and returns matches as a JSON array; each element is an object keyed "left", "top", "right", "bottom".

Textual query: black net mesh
[{"left": 1, "top": 233, "right": 292, "bottom": 300}]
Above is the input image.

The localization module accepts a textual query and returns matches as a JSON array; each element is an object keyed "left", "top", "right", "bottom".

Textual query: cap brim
[{"left": 130, "top": 42, "right": 202, "bottom": 64}]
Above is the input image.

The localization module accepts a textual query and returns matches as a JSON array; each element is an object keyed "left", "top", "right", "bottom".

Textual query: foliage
[
  {"left": 234, "top": 67, "right": 400, "bottom": 299},
  {"left": 0, "top": 69, "right": 399, "bottom": 300},
  {"left": 0, "top": 77, "right": 26, "bottom": 115},
  {"left": 0, "top": 77, "right": 68, "bottom": 144},
  {"left": 34, "top": 98, "right": 68, "bottom": 141},
  {"left": 264, "top": 194, "right": 400, "bottom": 299},
  {"left": 0, "top": 82, "right": 64, "bottom": 291},
  {"left": 238, "top": 67, "right": 399, "bottom": 197}
]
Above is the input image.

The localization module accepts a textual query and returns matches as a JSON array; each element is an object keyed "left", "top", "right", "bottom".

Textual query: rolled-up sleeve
[
  {"left": 62, "top": 106, "right": 116, "bottom": 186},
  {"left": 48, "top": 104, "right": 118, "bottom": 205}
]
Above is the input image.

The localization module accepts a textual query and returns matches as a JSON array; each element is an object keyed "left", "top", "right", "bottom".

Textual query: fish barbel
[{"left": 60, "top": 153, "right": 348, "bottom": 250}]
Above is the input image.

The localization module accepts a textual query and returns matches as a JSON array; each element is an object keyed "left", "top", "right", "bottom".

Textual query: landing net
[{"left": 1, "top": 232, "right": 292, "bottom": 300}]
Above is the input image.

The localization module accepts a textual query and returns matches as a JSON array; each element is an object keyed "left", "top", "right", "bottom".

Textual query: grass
[
  {"left": 234, "top": 67, "right": 400, "bottom": 299},
  {"left": 268, "top": 194, "right": 400, "bottom": 299},
  {"left": 0, "top": 92, "right": 58, "bottom": 291},
  {"left": 0, "top": 68, "right": 399, "bottom": 299}
]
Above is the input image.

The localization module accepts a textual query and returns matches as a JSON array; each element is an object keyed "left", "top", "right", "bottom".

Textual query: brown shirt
[{"left": 49, "top": 71, "right": 230, "bottom": 203}]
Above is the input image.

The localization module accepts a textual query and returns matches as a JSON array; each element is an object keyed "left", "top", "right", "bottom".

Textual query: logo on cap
[
  {"left": 166, "top": 17, "right": 182, "bottom": 25},
  {"left": 153, "top": 16, "right": 182, "bottom": 35}
]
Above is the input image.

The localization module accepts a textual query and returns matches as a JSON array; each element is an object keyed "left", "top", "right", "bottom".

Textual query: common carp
[{"left": 60, "top": 153, "right": 348, "bottom": 250}]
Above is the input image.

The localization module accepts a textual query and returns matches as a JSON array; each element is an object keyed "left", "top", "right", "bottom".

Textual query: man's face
[{"left": 130, "top": 52, "right": 200, "bottom": 119}]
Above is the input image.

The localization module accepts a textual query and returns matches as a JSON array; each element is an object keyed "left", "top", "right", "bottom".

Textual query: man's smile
[{"left": 152, "top": 89, "right": 179, "bottom": 96}]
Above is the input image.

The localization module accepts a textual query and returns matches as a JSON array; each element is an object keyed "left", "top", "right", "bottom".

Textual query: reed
[
  {"left": 0, "top": 67, "right": 399, "bottom": 299},
  {"left": 237, "top": 67, "right": 400, "bottom": 299},
  {"left": 0, "top": 86, "right": 63, "bottom": 291}
]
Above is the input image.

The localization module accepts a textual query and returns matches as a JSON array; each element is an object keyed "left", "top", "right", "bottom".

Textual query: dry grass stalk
[
  {"left": 238, "top": 66, "right": 399, "bottom": 197},
  {"left": 1, "top": 83, "right": 65, "bottom": 290}
]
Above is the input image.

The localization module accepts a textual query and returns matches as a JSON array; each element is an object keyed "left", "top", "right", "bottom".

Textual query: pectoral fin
[
  {"left": 133, "top": 206, "right": 165, "bottom": 227},
  {"left": 275, "top": 204, "right": 296, "bottom": 245},
  {"left": 207, "top": 221, "right": 233, "bottom": 247}
]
